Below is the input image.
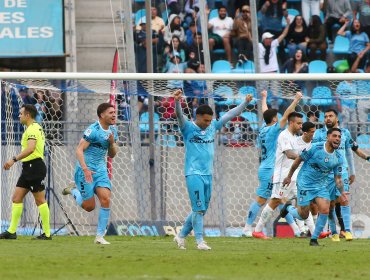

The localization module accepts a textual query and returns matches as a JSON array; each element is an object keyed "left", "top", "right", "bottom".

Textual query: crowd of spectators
[{"left": 129, "top": 0, "right": 369, "bottom": 144}]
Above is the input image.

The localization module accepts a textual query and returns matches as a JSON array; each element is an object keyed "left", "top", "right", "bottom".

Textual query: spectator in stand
[
  {"left": 286, "top": 15, "right": 308, "bottom": 58},
  {"left": 302, "top": 0, "right": 322, "bottom": 26},
  {"left": 167, "top": 0, "right": 181, "bottom": 16},
  {"left": 324, "top": 0, "right": 352, "bottom": 42},
  {"left": 259, "top": 0, "right": 288, "bottom": 63},
  {"left": 231, "top": 5, "right": 254, "bottom": 62},
  {"left": 33, "top": 90, "right": 47, "bottom": 124},
  {"left": 186, "top": 31, "right": 204, "bottom": 62},
  {"left": 208, "top": 5, "right": 234, "bottom": 64},
  {"left": 19, "top": 87, "right": 34, "bottom": 105},
  {"left": 306, "top": 15, "right": 327, "bottom": 61},
  {"left": 185, "top": 21, "right": 197, "bottom": 46},
  {"left": 163, "top": 53, "right": 188, "bottom": 89},
  {"left": 337, "top": 18, "right": 370, "bottom": 69},
  {"left": 258, "top": 20, "right": 290, "bottom": 109},
  {"left": 136, "top": 7, "right": 165, "bottom": 34},
  {"left": 352, "top": 0, "right": 370, "bottom": 40},
  {"left": 163, "top": 14, "right": 186, "bottom": 45},
  {"left": 184, "top": 0, "right": 200, "bottom": 27},
  {"left": 163, "top": 35, "right": 186, "bottom": 65},
  {"left": 281, "top": 49, "right": 309, "bottom": 91}
]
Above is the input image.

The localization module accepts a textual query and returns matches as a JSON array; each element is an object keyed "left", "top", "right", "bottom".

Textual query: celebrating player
[
  {"left": 242, "top": 91, "right": 302, "bottom": 237},
  {"left": 62, "top": 103, "right": 118, "bottom": 245},
  {"left": 281, "top": 128, "right": 347, "bottom": 246},
  {"left": 172, "top": 89, "right": 253, "bottom": 250}
]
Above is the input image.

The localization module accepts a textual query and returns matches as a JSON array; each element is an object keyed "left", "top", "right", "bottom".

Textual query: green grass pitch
[{"left": 1, "top": 236, "right": 370, "bottom": 280}]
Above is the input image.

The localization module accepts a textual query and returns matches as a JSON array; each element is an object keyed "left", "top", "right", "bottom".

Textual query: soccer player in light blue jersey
[
  {"left": 62, "top": 103, "right": 118, "bottom": 245},
  {"left": 281, "top": 128, "right": 348, "bottom": 246},
  {"left": 313, "top": 109, "right": 355, "bottom": 241},
  {"left": 242, "top": 91, "right": 303, "bottom": 237},
  {"left": 172, "top": 89, "right": 253, "bottom": 250}
]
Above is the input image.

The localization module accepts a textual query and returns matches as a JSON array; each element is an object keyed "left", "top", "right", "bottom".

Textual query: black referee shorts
[{"left": 16, "top": 158, "right": 47, "bottom": 193}]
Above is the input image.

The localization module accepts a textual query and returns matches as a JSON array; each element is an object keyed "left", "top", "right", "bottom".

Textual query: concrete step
[{"left": 76, "top": 22, "right": 123, "bottom": 45}]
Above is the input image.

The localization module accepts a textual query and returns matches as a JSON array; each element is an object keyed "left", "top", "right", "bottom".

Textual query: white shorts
[{"left": 271, "top": 181, "right": 297, "bottom": 200}]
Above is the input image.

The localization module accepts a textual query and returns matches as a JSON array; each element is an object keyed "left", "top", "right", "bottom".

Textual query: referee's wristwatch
[{"left": 12, "top": 156, "right": 18, "bottom": 162}]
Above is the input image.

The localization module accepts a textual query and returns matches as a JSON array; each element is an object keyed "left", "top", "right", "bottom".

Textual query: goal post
[{"left": 1, "top": 72, "right": 369, "bottom": 237}]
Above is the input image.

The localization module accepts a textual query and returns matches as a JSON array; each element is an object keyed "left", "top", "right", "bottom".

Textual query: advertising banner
[{"left": 0, "top": 0, "right": 64, "bottom": 57}]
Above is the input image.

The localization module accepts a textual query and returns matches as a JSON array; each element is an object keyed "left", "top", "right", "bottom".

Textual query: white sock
[
  {"left": 289, "top": 221, "right": 300, "bottom": 236},
  {"left": 255, "top": 205, "right": 274, "bottom": 232},
  {"left": 296, "top": 218, "right": 306, "bottom": 232},
  {"left": 305, "top": 212, "right": 315, "bottom": 235},
  {"left": 312, "top": 214, "right": 318, "bottom": 224}
]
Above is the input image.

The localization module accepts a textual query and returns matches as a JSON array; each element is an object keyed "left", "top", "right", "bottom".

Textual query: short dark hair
[
  {"left": 218, "top": 5, "right": 227, "bottom": 11},
  {"left": 302, "top": 121, "right": 315, "bottom": 132},
  {"left": 325, "top": 108, "right": 338, "bottom": 116},
  {"left": 263, "top": 109, "right": 278, "bottom": 124},
  {"left": 196, "top": 104, "right": 213, "bottom": 116},
  {"left": 288, "top": 112, "right": 303, "bottom": 122},
  {"left": 327, "top": 127, "right": 341, "bottom": 135},
  {"left": 21, "top": 104, "right": 38, "bottom": 119},
  {"left": 97, "top": 103, "right": 114, "bottom": 118}
]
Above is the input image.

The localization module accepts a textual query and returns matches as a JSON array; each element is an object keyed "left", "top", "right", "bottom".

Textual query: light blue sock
[
  {"left": 328, "top": 208, "right": 338, "bottom": 234},
  {"left": 179, "top": 212, "right": 193, "bottom": 238},
  {"left": 71, "top": 188, "right": 83, "bottom": 207},
  {"left": 278, "top": 204, "right": 295, "bottom": 225},
  {"left": 192, "top": 211, "right": 204, "bottom": 243},
  {"left": 246, "top": 201, "right": 262, "bottom": 225},
  {"left": 312, "top": 214, "right": 328, "bottom": 240},
  {"left": 287, "top": 205, "right": 304, "bottom": 221},
  {"left": 341, "top": 205, "right": 351, "bottom": 232},
  {"left": 97, "top": 207, "right": 110, "bottom": 236}
]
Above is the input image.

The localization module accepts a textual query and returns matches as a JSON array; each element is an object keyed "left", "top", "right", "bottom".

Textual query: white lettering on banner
[
  {"left": 4, "top": 0, "right": 27, "bottom": 8},
  {"left": 0, "top": 12, "right": 25, "bottom": 23},
  {"left": 0, "top": 27, "right": 54, "bottom": 39}
]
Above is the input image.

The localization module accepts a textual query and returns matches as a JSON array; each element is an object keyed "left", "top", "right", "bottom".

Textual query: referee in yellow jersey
[{"left": 0, "top": 104, "right": 51, "bottom": 240}]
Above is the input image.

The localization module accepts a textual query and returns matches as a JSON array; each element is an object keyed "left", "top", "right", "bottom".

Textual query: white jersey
[
  {"left": 292, "top": 136, "right": 312, "bottom": 181},
  {"left": 273, "top": 129, "right": 298, "bottom": 184},
  {"left": 209, "top": 16, "right": 234, "bottom": 38}
]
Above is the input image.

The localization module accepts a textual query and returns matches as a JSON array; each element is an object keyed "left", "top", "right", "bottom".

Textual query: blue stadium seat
[
  {"left": 241, "top": 111, "right": 259, "bottom": 131},
  {"left": 308, "top": 60, "right": 328, "bottom": 73},
  {"left": 212, "top": 60, "right": 232, "bottom": 73},
  {"left": 232, "top": 61, "right": 255, "bottom": 74},
  {"left": 214, "top": 85, "right": 234, "bottom": 106},
  {"left": 140, "top": 112, "right": 160, "bottom": 132},
  {"left": 135, "top": 9, "right": 146, "bottom": 26},
  {"left": 356, "top": 134, "right": 370, "bottom": 149},
  {"left": 237, "top": 86, "right": 257, "bottom": 105},
  {"left": 310, "top": 86, "right": 334, "bottom": 106},
  {"left": 162, "top": 10, "right": 170, "bottom": 24},
  {"left": 333, "top": 36, "right": 350, "bottom": 54}
]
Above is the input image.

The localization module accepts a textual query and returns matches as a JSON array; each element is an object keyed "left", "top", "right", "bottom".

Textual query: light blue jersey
[
  {"left": 181, "top": 119, "right": 223, "bottom": 176},
  {"left": 258, "top": 122, "right": 282, "bottom": 169},
  {"left": 298, "top": 143, "right": 343, "bottom": 189},
  {"left": 77, "top": 121, "right": 118, "bottom": 171},
  {"left": 74, "top": 121, "right": 118, "bottom": 200}
]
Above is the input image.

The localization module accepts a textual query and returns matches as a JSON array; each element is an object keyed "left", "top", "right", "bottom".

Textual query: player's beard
[{"left": 325, "top": 122, "right": 335, "bottom": 129}]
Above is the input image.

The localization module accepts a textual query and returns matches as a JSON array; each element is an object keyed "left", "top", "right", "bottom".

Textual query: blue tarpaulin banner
[{"left": 0, "top": 0, "right": 64, "bottom": 57}]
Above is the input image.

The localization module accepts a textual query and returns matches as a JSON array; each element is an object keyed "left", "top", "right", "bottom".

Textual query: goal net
[{"left": 1, "top": 73, "right": 369, "bottom": 237}]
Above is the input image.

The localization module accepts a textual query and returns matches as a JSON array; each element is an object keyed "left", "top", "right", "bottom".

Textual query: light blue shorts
[
  {"left": 327, "top": 171, "right": 350, "bottom": 200},
  {"left": 297, "top": 182, "right": 330, "bottom": 206},
  {"left": 74, "top": 166, "right": 111, "bottom": 201},
  {"left": 185, "top": 175, "right": 212, "bottom": 213},
  {"left": 256, "top": 168, "right": 273, "bottom": 199}
]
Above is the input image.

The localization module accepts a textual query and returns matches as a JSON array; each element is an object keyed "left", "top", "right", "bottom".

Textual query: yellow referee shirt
[{"left": 21, "top": 122, "right": 45, "bottom": 162}]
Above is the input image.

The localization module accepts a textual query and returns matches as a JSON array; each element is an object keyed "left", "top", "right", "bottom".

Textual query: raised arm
[
  {"left": 173, "top": 89, "right": 187, "bottom": 129},
  {"left": 277, "top": 17, "right": 290, "bottom": 44},
  {"left": 337, "top": 19, "right": 350, "bottom": 36},
  {"left": 279, "top": 92, "right": 302, "bottom": 128},
  {"left": 220, "top": 94, "right": 253, "bottom": 125},
  {"left": 261, "top": 90, "right": 268, "bottom": 113}
]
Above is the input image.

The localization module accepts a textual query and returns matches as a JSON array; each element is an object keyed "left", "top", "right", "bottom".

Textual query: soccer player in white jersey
[
  {"left": 172, "top": 89, "right": 253, "bottom": 250},
  {"left": 242, "top": 91, "right": 303, "bottom": 237},
  {"left": 281, "top": 128, "right": 347, "bottom": 246},
  {"left": 252, "top": 116, "right": 315, "bottom": 239},
  {"left": 62, "top": 103, "right": 118, "bottom": 245}
]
